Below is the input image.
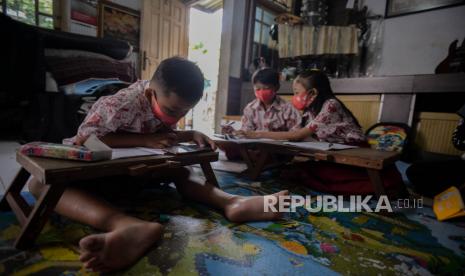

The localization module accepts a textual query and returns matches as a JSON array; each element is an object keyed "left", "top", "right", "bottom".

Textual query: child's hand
[
  {"left": 192, "top": 131, "right": 217, "bottom": 150},
  {"left": 232, "top": 130, "right": 246, "bottom": 138},
  {"left": 221, "top": 125, "right": 235, "bottom": 135},
  {"left": 233, "top": 130, "right": 259, "bottom": 139},
  {"left": 144, "top": 133, "right": 178, "bottom": 148},
  {"left": 244, "top": 131, "right": 260, "bottom": 138},
  {"left": 74, "top": 135, "right": 87, "bottom": 146},
  {"left": 221, "top": 122, "right": 236, "bottom": 135}
]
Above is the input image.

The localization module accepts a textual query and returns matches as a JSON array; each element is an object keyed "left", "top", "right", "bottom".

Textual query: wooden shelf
[
  {"left": 266, "top": 73, "right": 465, "bottom": 95},
  {"left": 257, "top": 0, "right": 289, "bottom": 14},
  {"left": 239, "top": 73, "right": 465, "bottom": 136}
]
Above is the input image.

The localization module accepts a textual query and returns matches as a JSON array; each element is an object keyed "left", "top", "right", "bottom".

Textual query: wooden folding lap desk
[
  {"left": 0, "top": 151, "right": 219, "bottom": 249},
  {"left": 229, "top": 141, "right": 400, "bottom": 197}
]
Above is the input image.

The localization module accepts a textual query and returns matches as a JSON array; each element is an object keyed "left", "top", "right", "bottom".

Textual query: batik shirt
[
  {"left": 241, "top": 96, "right": 302, "bottom": 132},
  {"left": 302, "top": 99, "right": 365, "bottom": 144},
  {"left": 64, "top": 80, "right": 165, "bottom": 144}
]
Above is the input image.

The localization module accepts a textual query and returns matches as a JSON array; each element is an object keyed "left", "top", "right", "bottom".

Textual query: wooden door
[{"left": 140, "top": 0, "right": 189, "bottom": 80}]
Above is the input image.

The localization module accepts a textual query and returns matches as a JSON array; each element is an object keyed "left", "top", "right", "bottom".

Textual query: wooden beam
[
  {"left": 183, "top": 0, "right": 203, "bottom": 6},
  {"left": 240, "top": 73, "right": 465, "bottom": 95}
]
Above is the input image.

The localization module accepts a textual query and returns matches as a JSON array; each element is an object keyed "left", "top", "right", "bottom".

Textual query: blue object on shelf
[{"left": 74, "top": 79, "right": 127, "bottom": 95}]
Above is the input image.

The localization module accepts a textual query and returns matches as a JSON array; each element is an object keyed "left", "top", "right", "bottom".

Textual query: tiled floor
[{"left": 0, "top": 141, "right": 22, "bottom": 194}]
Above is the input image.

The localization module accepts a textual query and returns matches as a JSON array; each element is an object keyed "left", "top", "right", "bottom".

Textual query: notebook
[
  {"left": 111, "top": 147, "right": 165, "bottom": 159},
  {"left": 284, "top": 141, "right": 358, "bottom": 151},
  {"left": 213, "top": 134, "right": 285, "bottom": 144}
]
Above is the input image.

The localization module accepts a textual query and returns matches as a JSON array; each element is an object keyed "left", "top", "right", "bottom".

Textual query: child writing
[
  {"left": 238, "top": 70, "right": 365, "bottom": 144},
  {"left": 221, "top": 68, "right": 301, "bottom": 159},
  {"left": 240, "top": 70, "right": 402, "bottom": 195},
  {"left": 28, "top": 57, "right": 288, "bottom": 273},
  {"left": 228, "top": 68, "right": 301, "bottom": 134}
]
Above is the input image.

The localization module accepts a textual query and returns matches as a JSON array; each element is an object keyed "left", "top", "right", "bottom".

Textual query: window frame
[
  {"left": 2, "top": 0, "right": 54, "bottom": 28},
  {"left": 253, "top": 6, "right": 275, "bottom": 61}
]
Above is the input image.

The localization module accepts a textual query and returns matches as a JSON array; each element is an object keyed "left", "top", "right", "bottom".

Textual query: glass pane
[
  {"left": 38, "top": 14, "right": 53, "bottom": 28},
  {"left": 255, "top": 7, "right": 262, "bottom": 20},
  {"left": 252, "top": 43, "right": 259, "bottom": 59},
  {"left": 261, "top": 25, "right": 270, "bottom": 46},
  {"left": 263, "top": 10, "right": 274, "bottom": 25},
  {"left": 38, "top": 0, "right": 52, "bottom": 15},
  {"left": 0, "top": 0, "right": 3, "bottom": 13},
  {"left": 254, "top": 21, "right": 261, "bottom": 43},
  {"left": 7, "top": 0, "right": 36, "bottom": 25}
]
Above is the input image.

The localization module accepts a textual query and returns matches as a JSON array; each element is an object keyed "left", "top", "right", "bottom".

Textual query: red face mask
[
  {"left": 255, "top": 89, "right": 276, "bottom": 104},
  {"left": 151, "top": 94, "right": 180, "bottom": 126},
  {"left": 292, "top": 93, "right": 314, "bottom": 110}
]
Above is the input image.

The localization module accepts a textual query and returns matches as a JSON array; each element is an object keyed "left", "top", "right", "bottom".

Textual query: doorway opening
[{"left": 186, "top": 7, "right": 223, "bottom": 136}]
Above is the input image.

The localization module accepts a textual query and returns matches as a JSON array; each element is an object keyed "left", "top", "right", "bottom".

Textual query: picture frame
[
  {"left": 385, "top": 0, "right": 465, "bottom": 18},
  {"left": 98, "top": 0, "right": 140, "bottom": 51}
]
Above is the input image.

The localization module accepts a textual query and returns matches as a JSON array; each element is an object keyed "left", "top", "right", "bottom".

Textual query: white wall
[{"left": 364, "top": 0, "right": 465, "bottom": 76}]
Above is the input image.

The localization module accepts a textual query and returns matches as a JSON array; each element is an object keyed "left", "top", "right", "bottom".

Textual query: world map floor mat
[{"left": 0, "top": 170, "right": 464, "bottom": 275}]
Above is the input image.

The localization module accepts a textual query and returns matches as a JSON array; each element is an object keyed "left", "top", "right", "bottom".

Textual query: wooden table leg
[
  {"left": 200, "top": 162, "right": 219, "bottom": 188},
  {"left": 238, "top": 146, "right": 255, "bottom": 174},
  {"left": 367, "top": 169, "right": 387, "bottom": 198},
  {"left": 0, "top": 168, "right": 30, "bottom": 211},
  {"left": 249, "top": 150, "right": 270, "bottom": 180},
  {"left": 14, "top": 183, "right": 66, "bottom": 249}
]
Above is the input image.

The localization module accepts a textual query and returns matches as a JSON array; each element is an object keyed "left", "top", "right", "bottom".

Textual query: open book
[
  {"left": 284, "top": 141, "right": 358, "bottom": 151},
  {"left": 111, "top": 144, "right": 212, "bottom": 159},
  {"left": 213, "top": 134, "right": 285, "bottom": 144},
  {"left": 111, "top": 147, "right": 165, "bottom": 159},
  {"left": 163, "top": 144, "right": 212, "bottom": 155}
]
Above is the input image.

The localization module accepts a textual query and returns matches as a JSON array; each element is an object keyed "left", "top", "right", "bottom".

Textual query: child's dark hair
[
  {"left": 296, "top": 70, "right": 361, "bottom": 127},
  {"left": 252, "top": 68, "right": 280, "bottom": 90},
  {"left": 150, "top": 57, "right": 204, "bottom": 103}
]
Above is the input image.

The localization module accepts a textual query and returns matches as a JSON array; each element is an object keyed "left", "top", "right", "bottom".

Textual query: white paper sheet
[
  {"left": 284, "top": 142, "right": 358, "bottom": 151},
  {"left": 212, "top": 134, "right": 285, "bottom": 144},
  {"left": 83, "top": 134, "right": 112, "bottom": 160},
  {"left": 111, "top": 147, "right": 165, "bottom": 160}
]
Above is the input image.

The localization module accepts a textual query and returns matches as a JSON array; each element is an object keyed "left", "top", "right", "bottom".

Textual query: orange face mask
[
  {"left": 292, "top": 93, "right": 314, "bottom": 110},
  {"left": 255, "top": 89, "right": 276, "bottom": 103},
  {"left": 151, "top": 94, "right": 180, "bottom": 126}
]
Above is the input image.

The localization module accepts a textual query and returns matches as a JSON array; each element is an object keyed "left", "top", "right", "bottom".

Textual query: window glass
[
  {"left": 263, "top": 10, "right": 274, "bottom": 25},
  {"left": 7, "top": 0, "right": 36, "bottom": 25},
  {"left": 255, "top": 7, "right": 262, "bottom": 20},
  {"left": 6, "top": 0, "right": 53, "bottom": 28},
  {"left": 254, "top": 22, "right": 261, "bottom": 43},
  {"left": 261, "top": 25, "right": 270, "bottom": 46},
  {"left": 38, "top": 0, "right": 52, "bottom": 15},
  {"left": 38, "top": 14, "right": 53, "bottom": 28}
]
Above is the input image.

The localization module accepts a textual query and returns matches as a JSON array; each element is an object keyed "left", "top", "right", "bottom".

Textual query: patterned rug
[{"left": 1, "top": 169, "right": 464, "bottom": 275}]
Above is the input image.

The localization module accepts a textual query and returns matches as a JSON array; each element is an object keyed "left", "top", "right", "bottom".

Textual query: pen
[
  {"left": 221, "top": 121, "right": 235, "bottom": 127},
  {"left": 213, "top": 134, "right": 227, "bottom": 139}
]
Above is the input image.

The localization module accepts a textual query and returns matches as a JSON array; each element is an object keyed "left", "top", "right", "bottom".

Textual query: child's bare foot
[
  {"left": 224, "top": 190, "right": 289, "bottom": 223},
  {"left": 79, "top": 221, "right": 163, "bottom": 273}
]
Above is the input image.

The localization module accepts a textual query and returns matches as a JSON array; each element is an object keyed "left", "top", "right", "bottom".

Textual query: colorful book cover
[{"left": 19, "top": 135, "right": 112, "bottom": 162}]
